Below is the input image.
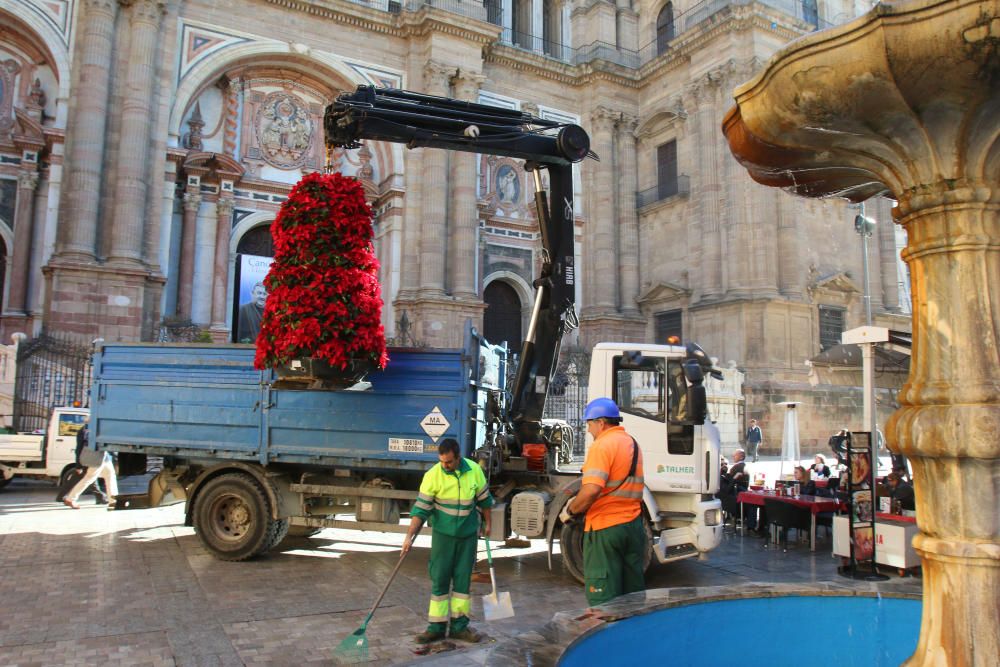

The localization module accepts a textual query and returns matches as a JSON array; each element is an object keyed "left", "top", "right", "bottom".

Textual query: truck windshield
[
  {"left": 613, "top": 356, "right": 665, "bottom": 422},
  {"left": 57, "top": 413, "right": 86, "bottom": 436}
]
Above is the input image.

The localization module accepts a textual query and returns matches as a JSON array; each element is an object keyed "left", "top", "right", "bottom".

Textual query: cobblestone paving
[{"left": 0, "top": 479, "right": 920, "bottom": 666}]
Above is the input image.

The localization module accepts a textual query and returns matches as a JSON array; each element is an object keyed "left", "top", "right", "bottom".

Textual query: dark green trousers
[
  {"left": 426, "top": 532, "right": 477, "bottom": 634},
  {"left": 583, "top": 516, "right": 647, "bottom": 606}
]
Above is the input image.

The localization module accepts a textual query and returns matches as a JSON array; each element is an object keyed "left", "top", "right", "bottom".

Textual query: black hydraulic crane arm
[{"left": 325, "top": 85, "right": 595, "bottom": 448}]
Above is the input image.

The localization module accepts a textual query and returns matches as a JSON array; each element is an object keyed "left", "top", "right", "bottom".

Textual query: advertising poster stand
[{"left": 839, "top": 431, "right": 888, "bottom": 581}]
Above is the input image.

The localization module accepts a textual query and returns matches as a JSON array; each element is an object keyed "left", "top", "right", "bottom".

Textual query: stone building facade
[{"left": 0, "top": 0, "right": 909, "bottom": 448}]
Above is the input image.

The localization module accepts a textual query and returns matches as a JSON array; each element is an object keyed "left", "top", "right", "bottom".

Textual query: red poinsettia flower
[{"left": 254, "top": 172, "right": 389, "bottom": 371}]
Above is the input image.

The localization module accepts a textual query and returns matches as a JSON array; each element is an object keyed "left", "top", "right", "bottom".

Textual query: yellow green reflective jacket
[{"left": 411, "top": 457, "right": 493, "bottom": 537}]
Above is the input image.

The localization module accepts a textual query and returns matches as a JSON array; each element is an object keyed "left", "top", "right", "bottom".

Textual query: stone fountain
[{"left": 722, "top": 0, "right": 999, "bottom": 664}]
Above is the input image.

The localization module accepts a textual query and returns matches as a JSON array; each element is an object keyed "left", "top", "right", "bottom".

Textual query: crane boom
[{"left": 324, "top": 85, "right": 593, "bottom": 448}]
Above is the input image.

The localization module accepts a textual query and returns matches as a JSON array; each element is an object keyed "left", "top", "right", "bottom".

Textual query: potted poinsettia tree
[{"left": 253, "top": 171, "right": 388, "bottom": 385}]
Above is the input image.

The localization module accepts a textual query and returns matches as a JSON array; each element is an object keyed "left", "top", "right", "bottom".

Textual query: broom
[{"left": 333, "top": 549, "right": 410, "bottom": 664}]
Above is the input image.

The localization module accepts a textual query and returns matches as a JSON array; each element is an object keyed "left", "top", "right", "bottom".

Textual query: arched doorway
[
  {"left": 236, "top": 225, "right": 274, "bottom": 257},
  {"left": 483, "top": 280, "right": 522, "bottom": 353}
]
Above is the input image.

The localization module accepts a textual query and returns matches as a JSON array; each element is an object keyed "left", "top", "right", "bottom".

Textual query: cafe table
[{"left": 737, "top": 489, "right": 846, "bottom": 551}]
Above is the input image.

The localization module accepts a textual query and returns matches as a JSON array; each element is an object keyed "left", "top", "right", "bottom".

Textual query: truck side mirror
[{"left": 683, "top": 360, "right": 707, "bottom": 425}]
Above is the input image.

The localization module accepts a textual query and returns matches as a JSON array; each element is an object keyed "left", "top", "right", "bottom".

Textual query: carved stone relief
[{"left": 254, "top": 91, "right": 314, "bottom": 169}]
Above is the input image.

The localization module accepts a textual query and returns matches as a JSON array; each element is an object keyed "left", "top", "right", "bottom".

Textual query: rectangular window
[
  {"left": 654, "top": 309, "right": 682, "bottom": 343},
  {"left": 657, "top": 140, "right": 678, "bottom": 199},
  {"left": 819, "top": 306, "right": 845, "bottom": 351},
  {"left": 57, "top": 412, "right": 87, "bottom": 437},
  {"left": 666, "top": 360, "right": 694, "bottom": 454},
  {"left": 613, "top": 355, "right": 665, "bottom": 423}
]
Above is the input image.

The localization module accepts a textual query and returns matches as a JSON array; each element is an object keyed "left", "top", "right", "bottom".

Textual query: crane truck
[{"left": 89, "top": 86, "right": 723, "bottom": 582}]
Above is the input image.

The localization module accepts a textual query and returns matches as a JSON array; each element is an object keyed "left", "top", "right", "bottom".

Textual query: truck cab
[
  {"left": 0, "top": 407, "right": 89, "bottom": 486},
  {"left": 587, "top": 343, "right": 723, "bottom": 564}
]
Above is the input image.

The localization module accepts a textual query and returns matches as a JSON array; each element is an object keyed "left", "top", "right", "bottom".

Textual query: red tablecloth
[
  {"left": 737, "top": 490, "right": 845, "bottom": 514},
  {"left": 876, "top": 511, "right": 916, "bottom": 524}
]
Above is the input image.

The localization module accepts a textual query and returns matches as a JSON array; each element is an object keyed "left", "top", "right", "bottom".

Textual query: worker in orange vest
[{"left": 562, "top": 397, "right": 647, "bottom": 606}]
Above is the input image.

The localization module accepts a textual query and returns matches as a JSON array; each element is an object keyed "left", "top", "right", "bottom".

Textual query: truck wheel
[
  {"left": 193, "top": 473, "right": 277, "bottom": 561},
  {"left": 264, "top": 518, "right": 290, "bottom": 551},
  {"left": 560, "top": 520, "right": 585, "bottom": 584},
  {"left": 560, "top": 519, "right": 655, "bottom": 585}
]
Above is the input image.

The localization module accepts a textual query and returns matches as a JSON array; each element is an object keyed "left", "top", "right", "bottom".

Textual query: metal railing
[{"left": 637, "top": 175, "right": 691, "bottom": 209}]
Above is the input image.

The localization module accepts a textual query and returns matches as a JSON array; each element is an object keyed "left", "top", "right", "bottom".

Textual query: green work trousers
[
  {"left": 426, "top": 532, "right": 477, "bottom": 634},
  {"left": 583, "top": 516, "right": 647, "bottom": 606}
]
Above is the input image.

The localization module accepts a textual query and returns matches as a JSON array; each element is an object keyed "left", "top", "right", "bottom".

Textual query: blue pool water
[{"left": 559, "top": 595, "right": 921, "bottom": 667}]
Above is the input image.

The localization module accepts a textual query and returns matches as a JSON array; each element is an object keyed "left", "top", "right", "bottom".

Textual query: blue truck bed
[{"left": 91, "top": 329, "right": 505, "bottom": 473}]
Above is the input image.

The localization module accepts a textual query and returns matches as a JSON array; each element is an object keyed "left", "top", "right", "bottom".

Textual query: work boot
[
  {"left": 414, "top": 629, "right": 445, "bottom": 644},
  {"left": 449, "top": 627, "right": 482, "bottom": 643}
]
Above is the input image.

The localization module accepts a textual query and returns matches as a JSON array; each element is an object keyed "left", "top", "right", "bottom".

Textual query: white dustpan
[{"left": 482, "top": 538, "right": 515, "bottom": 621}]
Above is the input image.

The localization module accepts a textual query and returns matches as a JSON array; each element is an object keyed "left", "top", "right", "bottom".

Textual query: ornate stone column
[
  {"left": 584, "top": 106, "right": 618, "bottom": 314},
  {"left": 616, "top": 113, "right": 640, "bottom": 315},
  {"left": 418, "top": 61, "right": 453, "bottom": 297},
  {"left": 176, "top": 188, "right": 201, "bottom": 319},
  {"left": 210, "top": 197, "right": 234, "bottom": 331},
  {"left": 689, "top": 79, "right": 724, "bottom": 301},
  {"left": 5, "top": 171, "right": 40, "bottom": 315},
  {"left": 449, "top": 70, "right": 486, "bottom": 300},
  {"left": 723, "top": 1, "right": 999, "bottom": 663},
  {"left": 56, "top": 0, "right": 119, "bottom": 259},
  {"left": 108, "top": 0, "right": 166, "bottom": 266}
]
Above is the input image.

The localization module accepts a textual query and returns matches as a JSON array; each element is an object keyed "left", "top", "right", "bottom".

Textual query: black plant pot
[{"left": 275, "top": 356, "right": 374, "bottom": 389}]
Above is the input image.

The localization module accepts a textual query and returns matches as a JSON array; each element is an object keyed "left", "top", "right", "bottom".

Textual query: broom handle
[
  {"left": 365, "top": 549, "right": 409, "bottom": 620},
  {"left": 484, "top": 536, "right": 499, "bottom": 597}
]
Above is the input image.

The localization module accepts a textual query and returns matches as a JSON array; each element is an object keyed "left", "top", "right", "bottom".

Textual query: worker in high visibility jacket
[
  {"left": 403, "top": 437, "right": 493, "bottom": 644},
  {"left": 562, "top": 397, "right": 647, "bottom": 606}
]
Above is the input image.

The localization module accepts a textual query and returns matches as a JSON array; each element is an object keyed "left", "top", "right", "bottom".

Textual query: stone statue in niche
[
  {"left": 256, "top": 92, "right": 313, "bottom": 169},
  {"left": 495, "top": 164, "right": 520, "bottom": 204}
]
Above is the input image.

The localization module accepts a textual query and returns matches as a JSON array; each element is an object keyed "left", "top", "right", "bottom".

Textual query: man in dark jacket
[{"left": 745, "top": 420, "right": 762, "bottom": 462}]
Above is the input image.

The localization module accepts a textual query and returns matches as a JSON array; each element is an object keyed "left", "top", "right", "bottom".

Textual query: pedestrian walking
[
  {"left": 402, "top": 438, "right": 493, "bottom": 645},
  {"left": 562, "top": 398, "right": 647, "bottom": 607},
  {"left": 63, "top": 421, "right": 118, "bottom": 510},
  {"left": 745, "top": 418, "right": 763, "bottom": 462}
]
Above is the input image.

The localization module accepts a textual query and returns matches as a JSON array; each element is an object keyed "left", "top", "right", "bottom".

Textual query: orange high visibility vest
[{"left": 580, "top": 425, "right": 644, "bottom": 531}]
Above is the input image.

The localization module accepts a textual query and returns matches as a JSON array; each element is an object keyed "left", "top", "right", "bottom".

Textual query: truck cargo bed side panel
[
  {"left": 92, "top": 345, "right": 264, "bottom": 457},
  {"left": 91, "top": 344, "right": 480, "bottom": 469}
]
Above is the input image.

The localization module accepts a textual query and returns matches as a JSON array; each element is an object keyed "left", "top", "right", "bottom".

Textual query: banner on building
[{"left": 232, "top": 254, "right": 273, "bottom": 344}]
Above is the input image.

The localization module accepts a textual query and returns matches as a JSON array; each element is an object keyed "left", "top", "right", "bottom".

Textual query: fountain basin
[
  {"left": 559, "top": 593, "right": 920, "bottom": 666},
  {"left": 485, "top": 585, "right": 922, "bottom": 667}
]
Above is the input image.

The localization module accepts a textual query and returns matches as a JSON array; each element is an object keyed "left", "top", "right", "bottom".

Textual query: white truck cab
[
  {"left": 587, "top": 343, "right": 724, "bottom": 564},
  {"left": 0, "top": 407, "right": 90, "bottom": 487}
]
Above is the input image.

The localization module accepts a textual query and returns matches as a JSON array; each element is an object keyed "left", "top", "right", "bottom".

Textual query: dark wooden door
[{"left": 483, "top": 281, "right": 522, "bottom": 354}]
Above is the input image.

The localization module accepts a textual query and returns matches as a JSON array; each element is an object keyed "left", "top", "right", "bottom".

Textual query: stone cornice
[
  {"left": 263, "top": 0, "right": 501, "bottom": 44},
  {"left": 264, "top": 0, "right": 406, "bottom": 37},
  {"left": 483, "top": 44, "right": 641, "bottom": 89}
]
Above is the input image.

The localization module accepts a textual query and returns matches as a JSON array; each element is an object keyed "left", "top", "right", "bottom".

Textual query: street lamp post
[{"left": 854, "top": 205, "right": 876, "bottom": 327}]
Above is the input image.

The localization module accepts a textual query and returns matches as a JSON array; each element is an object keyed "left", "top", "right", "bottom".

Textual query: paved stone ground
[{"left": 0, "top": 478, "right": 920, "bottom": 666}]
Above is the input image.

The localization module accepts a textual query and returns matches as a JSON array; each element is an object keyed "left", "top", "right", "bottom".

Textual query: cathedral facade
[{"left": 0, "top": 0, "right": 909, "bottom": 448}]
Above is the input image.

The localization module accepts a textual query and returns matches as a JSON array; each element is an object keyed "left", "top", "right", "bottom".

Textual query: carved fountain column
[{"left": 722, "top": 1, "right": 999, "bottom": 664}]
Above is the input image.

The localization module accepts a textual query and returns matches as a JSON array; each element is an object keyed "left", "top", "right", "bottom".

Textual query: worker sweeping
[
  {"left": 561, "top": 397, "right": 647, "bottom": 606},
  {"left": 403, "top": 437, "right": 494, "bottom": 644}
]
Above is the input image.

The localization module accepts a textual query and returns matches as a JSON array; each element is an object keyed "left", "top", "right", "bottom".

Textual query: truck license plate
[{"left": 388, "top": 438, "right": 424, "bottom": 453}]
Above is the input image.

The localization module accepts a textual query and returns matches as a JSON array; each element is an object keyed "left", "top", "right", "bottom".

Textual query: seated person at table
[
  {"left": 793, "top": 466, "right": 816, "bottom": 496},
  {"left": 719, "top": 449, "right": 749, "bottom": 495},
  {"left": 810, "top": 454, "right": 831, "bottom": 480},
  {"left": 886, "top": 472, "right": 915, "bottom": 512}
]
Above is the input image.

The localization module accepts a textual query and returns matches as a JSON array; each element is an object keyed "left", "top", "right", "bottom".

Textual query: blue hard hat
[{"left": 584, "top": 397, "right": 620, "bottom": 421}]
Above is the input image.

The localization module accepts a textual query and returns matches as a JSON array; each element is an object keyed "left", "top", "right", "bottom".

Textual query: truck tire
[
  {"left": 193, "top": 472, "right": 278, "bottom": 561},
  {"left": 264, "top": 518, "right": 290, "bottom": 551},
  {"left": 559, "top": 518, "right": 655, "bottom": 585}
]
